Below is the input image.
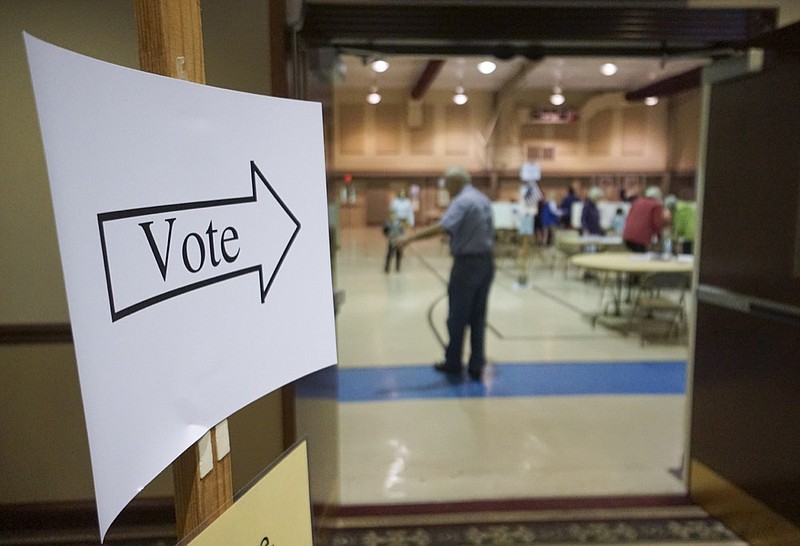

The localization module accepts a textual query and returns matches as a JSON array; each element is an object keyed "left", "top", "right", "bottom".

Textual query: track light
[
  {"left": 549, "top": 86, "right": 565, "bottom": 106},
  {"left": 452, "top": 85, "right": 468, "bottom": 105}
]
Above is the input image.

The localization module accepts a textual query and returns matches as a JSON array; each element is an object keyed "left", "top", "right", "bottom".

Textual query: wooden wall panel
[
  {"left": 552, "top": 123, "right": 579, "bottom": 156},
  {"left": 692, "top": 303, "right": 800, "bottom": 524},
  {"left": 700, "top": 57, "right": 800, "bottom": 306},
  {"left": 375, "top": 103, "right": 403, "bottom": 155},
  {"left": 691, "top": 53, "right": 800, "bottom": 534},
  {"left": 366, "top": 187, "right": 391, "bottom": 225},
  {"left": 333, "top": 90, "right": 670, "bottom": 175},
  {"left": 445, "top": 104, "right": 469, "bottom": 155},
  {"left": 519, "top": 124, "right": 547, "bottom": 141},
  {"left": 410, "top": 104, "right": 435, "bottom": 155},
  {"left": 622, "top": 107, "right": 647, "bottom": 156},
  {"left": 587, "top": 109, "right": 613, "bottom": 156},
  {"left": 339, "top": 104, "right": 366, "bottom": 155}
]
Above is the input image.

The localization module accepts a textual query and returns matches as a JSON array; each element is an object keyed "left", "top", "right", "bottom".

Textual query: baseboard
[
  {"left": 0, "top": 497, "right": 175, "bottom": 544},
  {"left": 318, "top": 493, "right": 692, "bottom": 523},
  {"left": 690, "top": 460, "right": 800, "bottom": 546}
]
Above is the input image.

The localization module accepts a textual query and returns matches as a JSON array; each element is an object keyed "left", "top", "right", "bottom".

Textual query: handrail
[{"left": 697, "top": 284, "right": 800, "bottom": 326}]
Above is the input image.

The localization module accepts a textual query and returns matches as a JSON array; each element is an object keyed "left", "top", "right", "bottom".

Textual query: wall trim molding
[
  {"left": 0, "top": 497, "right": 175, "bottom": 543},
  {"left": 690, "top": 460, "right": 800, "bottom": 545},
  {"left": 0, "top": 323, "right": 72, "bottom": 345}
]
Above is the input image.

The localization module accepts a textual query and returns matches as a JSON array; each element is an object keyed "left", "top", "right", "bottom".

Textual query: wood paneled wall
[{"left": 331, "top": 88, "right": 685, "bottom": 177}]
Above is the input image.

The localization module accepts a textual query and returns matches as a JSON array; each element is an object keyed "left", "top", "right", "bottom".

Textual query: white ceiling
[{"left": 337, "top": 54, "right": 709, "bottom": 95}]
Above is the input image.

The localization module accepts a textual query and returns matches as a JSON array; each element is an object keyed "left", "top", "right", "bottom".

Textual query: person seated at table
[
  {"left": 622, "top": 186, "right": 665, "bottom": 253},
  {"left": 580, "top": 186, "right": 605, "bottom": 236},
  {"left": 558, "top": 183, "right": 580, "bottom": 228},
  {"left": 536, "top": 191, "right": 561, "bottom": 246},
  {"left": 664, "top": 195, "right": 696, "bottom": 254},
  {"left": 610, "top": 207, "right": 626, "bottom": 235}
]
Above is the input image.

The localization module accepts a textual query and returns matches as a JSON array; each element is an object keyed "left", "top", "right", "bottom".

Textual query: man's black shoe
[
  {"left": 467, "top": 369, "right": 482, "bottom": 381},
  {"left": 434, "top": 362, "right": 461, "bottom": 375}
]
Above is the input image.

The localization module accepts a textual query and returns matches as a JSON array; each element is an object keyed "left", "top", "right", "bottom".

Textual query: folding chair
[
  {"left": 630, "top": 271, "right": 691, "bottom": 344},
  {"left": 551, "top": 229, "right": 581, "bottom": 277}
]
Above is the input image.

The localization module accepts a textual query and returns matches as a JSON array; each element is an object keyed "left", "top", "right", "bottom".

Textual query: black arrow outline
[{"left": 98, "top": 161, "right": 301, "bottom": 322}]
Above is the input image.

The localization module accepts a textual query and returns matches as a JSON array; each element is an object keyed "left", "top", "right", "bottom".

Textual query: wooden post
[
  {"left": 170, "top": 426, "right": 233, "bottom": 539},
  {"left": 132, "top": 0, "right": 233, "bottom": 540},
  {"left": 134, "top": 0, "right": 205, "bottom": 83}
]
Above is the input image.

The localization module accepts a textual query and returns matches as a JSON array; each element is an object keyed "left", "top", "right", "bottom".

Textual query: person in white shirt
[
  {"left": 390, "top": 187, "right": 414, "bottom": 228},
  {"left": 514, "top": 162, "right": 543, "bottom": 287}
]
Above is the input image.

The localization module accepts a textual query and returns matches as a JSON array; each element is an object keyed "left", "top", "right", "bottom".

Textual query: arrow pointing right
[{"left": 98, "top": 161, "right": 301, "bottom": 322}]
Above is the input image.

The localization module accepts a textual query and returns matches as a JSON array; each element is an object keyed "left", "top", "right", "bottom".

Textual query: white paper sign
[
  {"left": 24, "top": 34, "right": 337, "bottom": 540},
  {"left": 519, "top": 161, "right": 541, "bottom": 182}
]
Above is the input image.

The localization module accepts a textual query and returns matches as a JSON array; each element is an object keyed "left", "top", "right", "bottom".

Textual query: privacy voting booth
[{"left": 24, "top": 8, "right": 335, "bottom": 542}]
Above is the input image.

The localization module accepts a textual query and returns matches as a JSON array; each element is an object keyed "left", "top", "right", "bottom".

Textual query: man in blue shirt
[
  {"left": 580, "top": 186, "right": 604, "bottom": 236},
  {"left": 395, "top": 166, "right": 495, "bottom": 381}
]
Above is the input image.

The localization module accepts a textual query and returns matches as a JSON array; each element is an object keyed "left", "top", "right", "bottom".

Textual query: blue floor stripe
[{"left": 296, "top": 361, "right": 686, "bottom": 402}]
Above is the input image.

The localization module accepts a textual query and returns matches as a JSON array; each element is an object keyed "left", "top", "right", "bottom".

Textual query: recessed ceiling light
[
  {"left": 452, "top": 85, "right": 468, "bottom": 105},
  {"left": 549, "top": 86, "right": 565, "bottom": 106},
  {"left": 601, "top": 62, "right": 618, "bottom": 76},
  {"left": 369, "top": 59, "right": 389, "bottom": 73},
  {"left": 477, "top": 60, "right": 497, "bottom": 75},
  {"left": 366, "top": 86, "right": 382, "bottom": 104}
]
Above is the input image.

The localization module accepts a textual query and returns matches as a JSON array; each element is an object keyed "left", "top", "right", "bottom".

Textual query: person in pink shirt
[{"left": 622, "top": 186, "right": 665, "bottom": 252}]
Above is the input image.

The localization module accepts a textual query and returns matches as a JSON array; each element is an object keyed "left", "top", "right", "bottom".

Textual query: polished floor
[{"left": 332, "top": 226, "right": 692, "bottom": 509}]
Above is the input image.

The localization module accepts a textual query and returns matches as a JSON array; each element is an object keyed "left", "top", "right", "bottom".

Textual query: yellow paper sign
[{"left": 187, "top": 440, "right": 313, "bottom": 546}]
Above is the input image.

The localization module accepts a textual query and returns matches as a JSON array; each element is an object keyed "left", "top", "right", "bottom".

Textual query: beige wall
[
  {"left": 333, "top": 87, "right": 496, "bottom": 174},
  {"left": 0, "top": 0, "right": 141, "bottom": 505},
  {"left": 333, "top": 87, "right": 673, "bottom": 177},
  {"left": 501, "top": 91, "right": 670, "bottom": 174},
  {"left": 0, "top": 0, "right": 284, "bottom": 509},
  {"left": 330, "top": 78, "right": 704, "bottom": 228},
  {"left": 1, "top": 1, "right": 139, "bottom": 324},
  {"left": 667, "top": 89, "right": 702, "bottom": 174}
]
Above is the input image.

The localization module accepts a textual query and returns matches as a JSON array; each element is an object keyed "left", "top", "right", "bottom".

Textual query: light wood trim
[
  {"left": 133, "top": 1, "right": 231, "bottom": 540},
  {"left": 690, "top": 460, "right": 800, "bottom": 545},
  {"left": 172, "top": 427, "right": 233, "bottom": 540},
  {"left": 134, "top": 0, "right": 205, "bottom": 83}
]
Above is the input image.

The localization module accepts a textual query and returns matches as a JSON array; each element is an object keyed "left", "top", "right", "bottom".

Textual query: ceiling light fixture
[
  {"left": 601, "top": 62, "right": 618, "bottom": 76},
  {"left": 452, "top": 85, "right": 468, "bottom": 105},
  {"left": 644, "top": 96, "right": 659, "bottom": 106},
  {"left": 477, "top": 60, "right": 497, "bottom": 75},
  {"left": 366, "top": 85, "right": 382, "bottom": 105},
  {"left": 549, "top": 86, "right": 565, "bottom": 106},
  {"left": 369, "top": 58, "right": 389, "bottom": 73}
]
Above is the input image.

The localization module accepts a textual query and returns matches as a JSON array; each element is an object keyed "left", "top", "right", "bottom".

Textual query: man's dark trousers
[{"left": 444, "top": 253, "right": 494, "bottom": 375}]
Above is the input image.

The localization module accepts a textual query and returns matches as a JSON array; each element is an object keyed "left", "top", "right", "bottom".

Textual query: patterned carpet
[{"left": 317, "top": 503, "right": 746, "bottom": 545}]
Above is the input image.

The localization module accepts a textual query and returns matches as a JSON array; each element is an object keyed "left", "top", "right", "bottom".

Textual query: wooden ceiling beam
[{"left": 410, "top": 59, "right": 445, "bottom": 100}]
